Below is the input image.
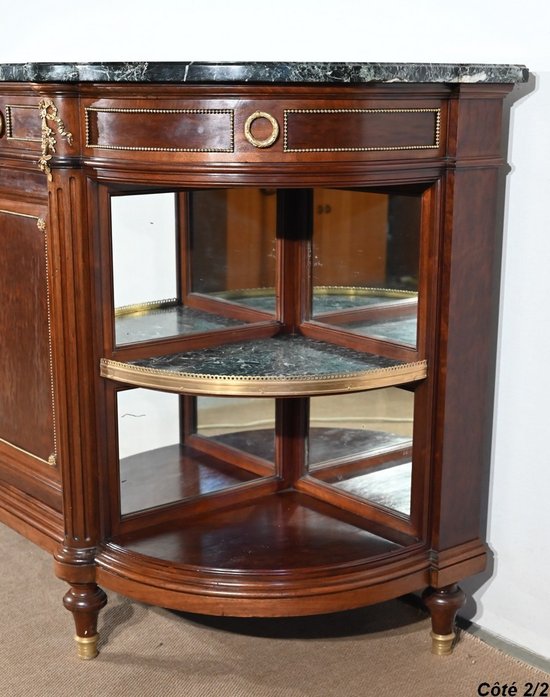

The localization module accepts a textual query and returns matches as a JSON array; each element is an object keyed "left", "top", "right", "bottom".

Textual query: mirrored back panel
[
  {"left": 195, "top": 396, "right": 276, "bottom": 464},
  {"left": 188, "top": 188, "right": 277, "bottom": 314},
  {"left": 311, "top": 189, "right": 421, "bottom": 348},
  {"left": 117, "top": 389, "right": 274, "bottom": 517},
  {"left": 110, "top": 189, "right": 277, "bottom": 348},
  {"left": 308, "top": 388, "right": 414, "bottom": 517},
  {"left": 109, "top": 187, "right": 422, "bottom": 350}
]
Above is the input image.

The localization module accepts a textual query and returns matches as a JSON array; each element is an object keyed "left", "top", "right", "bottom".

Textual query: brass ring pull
[{"left": 244, "top": 111, "right": 279, "bottom": 149}]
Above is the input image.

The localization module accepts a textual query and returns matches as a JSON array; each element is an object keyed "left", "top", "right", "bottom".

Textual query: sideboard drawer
[
  {"left": 283, "top": 107, "right": 440, "bottom": 153},
  {"left": 3, "top": 103, "right": 42, "bottom": 143},
  {"left": 81, "top": 93, "right": 446, "bottom": 166},
  {"left": 85, "top": 106, "right": 234, "bottom": 153}
]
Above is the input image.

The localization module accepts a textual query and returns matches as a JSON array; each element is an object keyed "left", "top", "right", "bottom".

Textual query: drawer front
[
  {"left": 0, "top": 92, "right": 79, "bottom": 168},
  {"left": 284, "top": 107, "right": 440, "bottom": 153},
  {"left": 0, "top": 97, "right": 42, "bottom": 154},
  {"left": 81, "top": 94, "right": 446, "bottom": 166},
  {"left": 3, "top": 103, "right": 42, "bottom": 144},
  {"left": 85, "top": 106, "right": 234, "bottom": 153}
]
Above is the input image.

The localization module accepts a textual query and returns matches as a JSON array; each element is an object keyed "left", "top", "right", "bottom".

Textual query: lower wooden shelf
[
  {"left": 96, "top": 491, "right": 429, "bottom": 617},
  {"left": 120, "top": 443, "right": 264, "bottom": 516}
]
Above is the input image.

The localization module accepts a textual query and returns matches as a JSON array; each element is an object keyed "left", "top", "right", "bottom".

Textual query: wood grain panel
[
  {"left": 285, "top": 108, "right": 440, "bottom": 152},
  {"left": 5, "top": 104, "right": 41, "bottom": 142},
  {"left": 86, "top": 107, "right": 234, "bottom": 152},
  {"left": 0, "top": 210, "right": 55, "bottom": 463}
]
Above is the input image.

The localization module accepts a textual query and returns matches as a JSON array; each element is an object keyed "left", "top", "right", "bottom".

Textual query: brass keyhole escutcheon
[{"left": 244, "top": 111, "right": 280, "bottom": 149}]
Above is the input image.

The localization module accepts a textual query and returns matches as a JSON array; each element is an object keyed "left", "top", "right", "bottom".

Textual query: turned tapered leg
[
  {"left": 422, "top": 584, "right": 466, "bottom": 655},
  {"left": 62, "top": 584, "right": 108, "bottom": 659}
]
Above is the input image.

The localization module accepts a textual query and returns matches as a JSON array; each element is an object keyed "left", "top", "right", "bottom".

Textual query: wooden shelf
[
  {"left": 119, "top": 443, "right": 267, "bottom": 517},
  {"left": 96, "top": 490, "right": 428, "bottom": 617},
  {"left": 101, "top": 334, "right": 427, "bottom": 396},
  {"left": 109, "top": 491, "right": 410, "bottom": 574}
]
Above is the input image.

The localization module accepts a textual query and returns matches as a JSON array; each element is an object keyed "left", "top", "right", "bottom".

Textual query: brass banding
[
  {"left": 430, "top": 631, "right": 456, "bottom": 656},
  {"left": 244, "top": 111, "right": 280, "bottom": 149},
  {"left": 207, "top": 286, "right": 417, "bottom": 302},
  {"left": 75, "top": 634, "right": 99, "bottom": 660},
  {"left": 100, "top": 357, "right": 427, "bottom": 397}
]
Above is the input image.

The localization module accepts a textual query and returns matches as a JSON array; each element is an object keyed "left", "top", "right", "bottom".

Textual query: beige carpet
[{"left": 0, "top": 523, "right": 548, "bottom": 697}]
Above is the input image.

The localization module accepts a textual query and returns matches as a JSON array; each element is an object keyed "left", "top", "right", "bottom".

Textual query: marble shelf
[
  {"left": 114, "top": 301, "right": 248, "bottom": 346},
  {"left": 100, "top": 334, "right": 427, "bottom": 396},
  {"left": 112, "top": 289, "right": 417, "bottom": 346},
  {"left": 0, "top": 62, "right": 529, "bottom": 84},
  {"left": 204, "top": 286, "right": 417, "bottom": 315},
  {"left": 210, "top": 426, "right": 411, "bottom": 467},
  {"left": 341, "top": 316, "right": 418, "bottom": 346}
]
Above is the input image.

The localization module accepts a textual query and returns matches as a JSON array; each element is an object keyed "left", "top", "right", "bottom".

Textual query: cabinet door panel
[{"left": 0, "top": 209, "right": 55, "bottom": 463}]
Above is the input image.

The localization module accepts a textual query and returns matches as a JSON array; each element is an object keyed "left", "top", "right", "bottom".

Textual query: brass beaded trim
[
  {"left": 112, "top": 287, "right": 417, "bottom": 321},
  {"left": 207, "top": 286, "right": 417, "bottom": 300},
  {"left": 283, "top": 108, "right": 441, "bottom": 153},
  {"left": 114, "top": 297, "right": 179, "bottom": 317},
  {"left": 4, "top": 104, "right": 42, "bottom": 143},
  {"left": 40, "top": 216, "right": 58, "bottom": 467},
  {"left": 313, "top": 285, "right": 417, "bottom": 298},
  {"left": 100, "top": 356, "right": 427, "bottom": 397},
  {"left": 0, "top": 209, "right": 58, "bottom": 466},
  {"left": 84, "top": 107, "right": 235, "bottom": 153}
]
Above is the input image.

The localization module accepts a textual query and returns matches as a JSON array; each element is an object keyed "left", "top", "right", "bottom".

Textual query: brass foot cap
[
  {"left": 75, "top": 634, "right": 99, "bottom": 660},
  {"left": 430, "top": 631, "right": 456, "bottom": 656}
]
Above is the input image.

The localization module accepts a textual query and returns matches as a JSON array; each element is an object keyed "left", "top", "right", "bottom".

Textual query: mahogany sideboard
[{"left": 0, "top": 62, "right": 528, "bottom": 660}]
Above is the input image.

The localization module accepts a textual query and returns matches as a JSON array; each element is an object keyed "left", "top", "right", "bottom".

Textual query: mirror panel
[
  {"left": 311, "top": 189, "right": 421, "bottom": 347},
  {"left": 308, "top": 388, "right": 414, "bottom": 517},
  {"left": 189, "top": 188, "right": 277, "bottom": 314},
  {"left": 110, "top": 191, "right": 260, "bottom": 346},
  {"left": 195, "top": 396, "right": 276, "bottom": 464},
  {"left": 117, "top": 389, "right": 267, "bottom": 517},
  {"left": 111, "top": 192, "right": 178, "bottom": 311}
]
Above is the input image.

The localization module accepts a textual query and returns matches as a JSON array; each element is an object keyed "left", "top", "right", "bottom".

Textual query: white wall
[{"left": 1, "top": 0, "right": 549, "bottom": 659}]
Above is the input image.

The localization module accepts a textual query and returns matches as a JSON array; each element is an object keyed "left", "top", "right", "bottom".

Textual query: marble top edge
[{"left": 0, "top": 62, "right": 529, "bottom": 84}]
